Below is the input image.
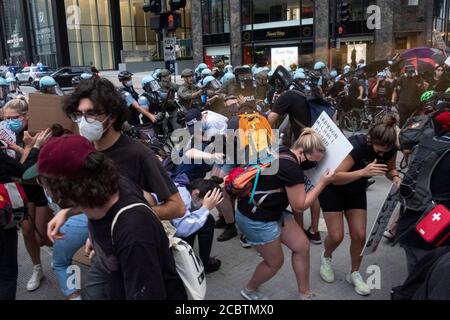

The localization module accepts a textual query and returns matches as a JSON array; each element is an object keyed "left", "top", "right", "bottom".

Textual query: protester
[
  {"left": 236, "top": 129, "right": 334, "bottom": 300},
  {"left": 319, "top": 117, "right": 401, "bottom": 296},
  {"left": 38, "top": 135, "right": 187, "bottom": 300}
]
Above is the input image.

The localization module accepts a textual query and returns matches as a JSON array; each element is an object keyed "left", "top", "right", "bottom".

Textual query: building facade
[{"left": 0, "top": 0, "right": 444, "bottom": 71}]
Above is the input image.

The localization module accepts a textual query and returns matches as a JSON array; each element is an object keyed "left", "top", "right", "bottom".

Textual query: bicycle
[{"left": 122, "top": 117, "right": 174, "bottom": 160}]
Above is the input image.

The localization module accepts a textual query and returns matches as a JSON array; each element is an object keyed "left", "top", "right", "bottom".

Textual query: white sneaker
[
  {"left": 320, "top": 251, "right": 335, "bottom": 283},
  {"left": 346, "top": 271, "right": 371, "bottom": 296},
  {"left": 27, "top": 264, "right": 44, "bottom": 292}
]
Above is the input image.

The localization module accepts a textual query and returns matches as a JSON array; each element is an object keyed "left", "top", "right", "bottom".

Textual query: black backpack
[
  {"left": 391, "top": 246, "right": 450, "bottom": 300},
  {"left": 399, "top": 114, "right": 435, "bottom": 152}
]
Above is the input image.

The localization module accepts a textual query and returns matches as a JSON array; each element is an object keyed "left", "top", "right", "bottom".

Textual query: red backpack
[{"left": 0, "top": 182, "right": 28, "bottom": 229}]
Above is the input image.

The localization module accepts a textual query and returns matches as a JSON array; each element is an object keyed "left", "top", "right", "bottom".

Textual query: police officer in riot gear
[
  {"left": 157, "top": 69, "right": 181, "bottom": 132},
  {"left": 39, "top": 76, "right": 64, "bottom": 95},
  {"left": 202, "top": 75, "right": 226, "bottom": 115},
  {"left": 0, "top": 77, "right": 12, "bottom": 108},
  {"left": 118, "top": 70, "right": 156, "bottom": 125},
  {"left": 178, "top": 69, "right": 203, "bottom": 110}
]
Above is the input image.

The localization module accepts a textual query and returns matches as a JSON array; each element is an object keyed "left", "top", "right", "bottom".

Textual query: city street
[{"left": 15, "top": 172, "right": 406, "bottom": 300}]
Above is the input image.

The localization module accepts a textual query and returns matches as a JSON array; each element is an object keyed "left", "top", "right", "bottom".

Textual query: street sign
[{"left": 164, "top": 37, "right": 177, "bottom": 62}]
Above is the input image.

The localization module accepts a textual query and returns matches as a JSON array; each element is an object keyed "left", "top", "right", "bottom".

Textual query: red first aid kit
[
  {"left": 416, "top": 204, "right": 450, "bottom": 247},
  {"left": 0, "top": 182, "right": 28, "bottom": 228}
]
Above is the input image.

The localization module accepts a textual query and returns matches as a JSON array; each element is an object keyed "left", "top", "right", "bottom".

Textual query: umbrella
[
  {"left": 391, "top": 57, "right": 440, "bottom": 74},
  {"left": 399, "top": 47, "right": 446, "bottom": 65}
]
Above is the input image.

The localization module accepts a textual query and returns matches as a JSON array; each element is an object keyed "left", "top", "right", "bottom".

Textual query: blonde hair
[
  {"left": 292, "top": 128, "right": 326, "bottom": 154},
  {"left": 4, "top": 96, "right": 28, "bottom": 115}
]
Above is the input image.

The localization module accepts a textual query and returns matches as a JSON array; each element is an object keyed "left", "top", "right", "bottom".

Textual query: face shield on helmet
[
  {"left": 205, "top": 77, "right": 221, "bottom": 91},
  {"left": 43, "top": 84, "right": 64, "bottom": 96},
  {"left": 142, "top": 76, "right": 161, "bottom": 92}
]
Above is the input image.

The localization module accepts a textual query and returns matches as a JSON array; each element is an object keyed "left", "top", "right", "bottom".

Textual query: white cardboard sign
[{"left": 0, "top": 121, "right": 17, "bottom": 158}]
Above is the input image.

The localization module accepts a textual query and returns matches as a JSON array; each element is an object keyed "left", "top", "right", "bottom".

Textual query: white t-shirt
[{"left": 202, "top": 110, "right": 228, "bottom": 140}]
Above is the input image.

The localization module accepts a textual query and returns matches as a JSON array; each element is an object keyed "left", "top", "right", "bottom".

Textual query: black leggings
[
  {"left": 0, "top": 227, "right": 18, "bottom": 300},
  {"left": 183, "top": 214, "right": 215, "bottom": 267}
]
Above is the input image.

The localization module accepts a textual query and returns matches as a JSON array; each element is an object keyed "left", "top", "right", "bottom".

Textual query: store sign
[
  {"left": 6, "top": 34, "right": 23, "bottom": 48},
  {"left": 271, "top": 47, "right": 298, "bottom": 69},
  {"left": 266, "top": 31, "right": 286, "bottom": 39},
  {"left": 433, "top": 30, "right": 447, "bottom": 50}
]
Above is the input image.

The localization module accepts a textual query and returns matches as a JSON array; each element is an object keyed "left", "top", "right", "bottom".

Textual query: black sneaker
[
  {"left": 217, "top": 224, "right": 238, "bottom": 242},
  {"left": 215, "top": 216, "right": 226, "bottom": 229},
  {"left": 205, "top": 257, "right": 221, "bottom": 274},
  {"left": 305, "top": 227, "right": 322, "bottom": 245},
  {"left": 240, "top": 235, "right": 251, "bottom": 248},
  {"left": 366, "top": 179, "right": 376, "bottom": 189}
]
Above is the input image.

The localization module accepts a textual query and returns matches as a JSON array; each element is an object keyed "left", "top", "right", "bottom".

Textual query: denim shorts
[{"left": 235, "top": 209, "right": 289, "bottom": 246}]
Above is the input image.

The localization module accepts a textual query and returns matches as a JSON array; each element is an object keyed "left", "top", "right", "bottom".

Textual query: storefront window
[
  {"left": 1, "top": 0, "right": 26, "bottom": 65},
  {"left": 201, "top": 0, "right": 230, "bottom": 34},
  {"left": 65, "top": 0, "right": 114, "bottom": 69}
]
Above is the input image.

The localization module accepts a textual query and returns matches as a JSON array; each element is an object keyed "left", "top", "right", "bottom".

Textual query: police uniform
[{"left": 119, "top": 86, "right": 141, "bottom": 125}]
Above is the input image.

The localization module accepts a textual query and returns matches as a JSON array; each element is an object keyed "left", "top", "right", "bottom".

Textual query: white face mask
[
  {"left": 125, "top": 80, "right": 133, "bottom": 87},
  {"left": 78, "top": 115, "right": 111, "bottom": 142}
]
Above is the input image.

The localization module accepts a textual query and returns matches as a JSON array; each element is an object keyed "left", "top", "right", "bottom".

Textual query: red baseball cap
[{"left": 37, "top": 135, "right": 97, "bottom": 178}]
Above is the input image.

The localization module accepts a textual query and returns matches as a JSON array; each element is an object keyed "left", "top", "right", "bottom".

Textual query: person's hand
[
  {"left": 23, "top": 131, "right": 38, "bottom": 148},
  {"left": 202, "top": 188, "right": 223, "bottom": 210},
  {"left": 3, "top": 141, "right": 24, "bottom": 155},
  {"left": 193, "top": 90, "right": 203, "bottom": 98},
  {"left": 84, "top": 237, "right": 96, "bottom": 259},
  {"left": 33, "top": 128, "right": 52, "bottom": 149},
  {"left": 393, "top": 175, "right": 402, "bottom": 189},
  {"left": 319, "top": 169, "right": 335, "bottom": 186},
  {"left": 210, "top": 153, "right": 225, "bottom": 162},
  {"left": 147, "top": 113, "right": 157, "bottom": 123},
  {"left": 47, "top": 209, "right": 70, "bottom": 242},
  {"left": 362, "top": 159, "right": 388, "bottom": 177}
]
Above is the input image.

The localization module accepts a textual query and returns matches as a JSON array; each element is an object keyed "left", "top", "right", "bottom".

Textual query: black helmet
[
  {"left": 118, "top": 70, "right": 133, "bottom": 81},
  {"left": 72, "top": 76, "right": 81, "bottom": 87}
]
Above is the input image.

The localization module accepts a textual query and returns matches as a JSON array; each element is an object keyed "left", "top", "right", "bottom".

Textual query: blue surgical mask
[
  {"left": 125, "top": 80, "right": 133, "bottom": 87},
  {"left": 7, "top": 119, "right": 23, "bottom": 133},
  {"left": 43, "top": 188, "right": 61, "bottom": 213}
]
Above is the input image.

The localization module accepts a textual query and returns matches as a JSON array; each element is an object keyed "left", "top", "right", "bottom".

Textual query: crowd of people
[{"left": 0, "top": 53, "right": 449, "bottom": 301}]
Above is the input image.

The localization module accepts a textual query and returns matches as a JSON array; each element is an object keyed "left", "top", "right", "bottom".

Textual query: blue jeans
[{"left": 52, "top": 214, "right": 88, "bottom": 297}]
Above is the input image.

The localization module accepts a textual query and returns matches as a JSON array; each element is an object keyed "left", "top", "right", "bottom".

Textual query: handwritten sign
[
  {"left": 304, "top": 112, "right": 353, "bottom": 190},
  {"left": 361, "top": 183, "right": 400, "bottom": 256},
  {"left": 0, "top": 121, "right": 17, "bottom": 158}
]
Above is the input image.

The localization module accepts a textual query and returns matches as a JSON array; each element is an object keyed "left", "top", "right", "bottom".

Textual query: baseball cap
[
  {"left": 184, "top": 108, "right": 202, "bottom": 135},
  {"left": 23, "top": 135, "right": 96, "bottom": 180}
]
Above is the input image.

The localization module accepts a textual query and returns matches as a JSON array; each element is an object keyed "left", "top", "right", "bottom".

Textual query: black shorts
[
  {"left": 319, "top": 185, "right": 367, "bottom": 212},
  {"left": 22, "top": 185, "right": 48, "bottom": 207}
]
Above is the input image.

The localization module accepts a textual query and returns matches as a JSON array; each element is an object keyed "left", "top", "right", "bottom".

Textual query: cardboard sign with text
[
  {"left": 28, "top": 93, "right": 76, "bottom": 133},
  {"left": 0, "top": 121, "right": 17, "bottom": 158},
  {"left": 361, "top": 183, "right": 400, "bottom": 256},
  {"left": 304, "top": 112, "right": 353, "bottom": 191}
]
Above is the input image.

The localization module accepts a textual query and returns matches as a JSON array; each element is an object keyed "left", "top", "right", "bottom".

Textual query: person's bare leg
[
  {"left": 386, "top": 208, "right": 400, "bottom": 235},
  {"left": 281, "top": 215, "right": 311, "bottom": 296},
  {"left": 344, "top": 209, "right": 367, "bottom": 273},
  {"left": 34, "top": 206, "right": 53, "bottom": 247},
  {"left": 22, "top": 203, "right": 41, "bottom": 266},
  {"left": 310, "top": 199, "right": 321, "bottom": 233},
  {"left": 217, "top": 191, "right": 235, "bottom": 224},
  {"left": 322, "top": 212, "right": 345, "bottom": 258},
  {"left": 246, "top": 239, "right": 283, "bottom": 291}
]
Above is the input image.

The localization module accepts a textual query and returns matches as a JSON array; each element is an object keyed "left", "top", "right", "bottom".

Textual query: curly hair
[
  {"left": 41, "top": 152, "right": 119, "bottom": 209},
  {"left": 63, "top": 78, "right": 129, "bottom": 131}
]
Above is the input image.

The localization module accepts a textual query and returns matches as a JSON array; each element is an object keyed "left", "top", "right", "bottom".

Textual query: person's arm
[
  {"left": 371, "top": 80, "right": 380, "bottom": 97},
  {"left": 152, "top": 192, "right": 185, "bottom": 220},
  {"left": 131, "top": 100, "right": 157, "bottom": 123},
  {"left": 267, "top": 111, "right": 280, "bottom": 127},
  {"left": 185, "top": 148, "right": 224, "bottom": 162},
  {"left": 47, "top": 208, "right": 83, "bottom": 242},
  {"left": 385, "top": 154, "right": 402, "bottom": 187},
  {"left": 333, "top": 154, "right": 388, "bottom": 185},
  {"left": 357, "top": 85, "right": 365, "bottom": 100},
  {"left": 286, "top": 170, "right": 334, "bottom": 213},
  {"left": 391, "top": 86, "right": 399, "bottom": 104}
]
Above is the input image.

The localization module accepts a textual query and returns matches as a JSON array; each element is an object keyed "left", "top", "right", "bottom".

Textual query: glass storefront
[
  {"left": 433, "top": 0, "right": 450, "bottom": 45},
  {"left": 27, "top": 0, "right": 58, "bottom": 68},
  {"left": 241, "top": 0, "right": 314, "bottom": 68},
  {"left": 201, "top": 0, "right": 230, "bottom": 34},
  {"left": 1, "top": 0, "right": 26, "bottom": 65},
  {"left": 65, "top": 0, "right": 114, "bottom": 69}
]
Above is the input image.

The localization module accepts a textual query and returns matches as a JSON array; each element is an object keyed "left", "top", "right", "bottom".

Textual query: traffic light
[
  {"left": 169, "top": 0, "right": 187, "bottom": 11},
  {"left": 161, "top": 12, "right": 181, "bottom": 31},
  {"left": 143, "top": 0, "right": 161, "bottom": 14},
  {"left": 337, "top": 1, "right": 351, "bottom": 23}
]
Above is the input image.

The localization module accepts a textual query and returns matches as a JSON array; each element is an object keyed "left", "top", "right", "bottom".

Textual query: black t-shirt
[
  {"left": 397, "top": 149, "right": 450, "bottom": 250},
  {"left": 327, "top": 80, "right": 346, "bottom": 98},
  {"left": 88, "top": 177, "right": 186, "bottom": 300},
  {"left": 396, "top": 76, "right": 422, "bottom": 105},
  {"left": 103, "top": 135, "right": 178, "bottom": 201},
  {"left": 348, "top": 77, "right": 365, "bottom": 101},
  {"left": 238, "top": 149, "right": 305, "bottom": 222},
  {"left": 330, "top": 134, "right": 397, "bottom": 193}
]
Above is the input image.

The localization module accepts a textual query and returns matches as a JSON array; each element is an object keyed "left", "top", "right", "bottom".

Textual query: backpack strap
[{"left": 110, "top": 203, "right": 152, "bottom": 246}]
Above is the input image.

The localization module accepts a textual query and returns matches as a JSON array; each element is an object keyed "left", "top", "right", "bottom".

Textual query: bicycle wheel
[{"left": 344, "top": 108, "right": 363, "bottom": 133}]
